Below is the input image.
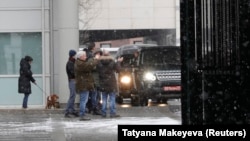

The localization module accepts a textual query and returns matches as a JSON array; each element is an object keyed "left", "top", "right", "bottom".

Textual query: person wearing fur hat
[
  {"left": 65, "top": 49, "right": 79, "bottom": 118},
  {"left": 96, "top": 50, "right": 123, "bottom": 118},
  {"left": 18, "top": 55, "right": 36, "bottom": 109}
]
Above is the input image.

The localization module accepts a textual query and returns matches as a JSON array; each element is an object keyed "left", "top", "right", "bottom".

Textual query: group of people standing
[
  {"left": 65, "top": 42, "right": 123, "bottom": 121},
  {"left": 17, "top": 42, "right": 123, "bottom": 121}
]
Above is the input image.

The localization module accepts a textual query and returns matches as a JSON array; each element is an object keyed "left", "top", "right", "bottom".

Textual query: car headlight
[
  {"left": 120, "top": 75, "right": 131, "bottom": 84},
  {"left": 144, "top": 72, "right": 156, "bottom": 81}
]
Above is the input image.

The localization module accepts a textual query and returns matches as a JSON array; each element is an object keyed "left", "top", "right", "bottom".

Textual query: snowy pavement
[{"left": 0, "top": 105, "right": 181, "bottom": 141}]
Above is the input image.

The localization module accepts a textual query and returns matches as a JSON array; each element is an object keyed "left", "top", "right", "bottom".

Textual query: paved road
[{"left": 0, "top": 103, "right": 181, "bottom": 141}]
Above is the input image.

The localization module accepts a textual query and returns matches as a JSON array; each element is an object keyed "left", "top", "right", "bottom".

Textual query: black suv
[
  {"left": 116, "top": 45, "right": 181, "bottom": 106},
  {"left": 115, "top": 44, "right": 156, "bottom": 104}
]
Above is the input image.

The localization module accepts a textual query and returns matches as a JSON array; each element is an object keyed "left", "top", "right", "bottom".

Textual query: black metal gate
[{"left": 180, "top": 0, "right": 250, "bottom": 124}]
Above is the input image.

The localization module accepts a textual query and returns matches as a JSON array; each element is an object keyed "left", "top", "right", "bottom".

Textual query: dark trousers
[
  {"left": 87, "top": 89, "right": 102, "bottom": 112},
  {"left": 22, "top": 93, "right": 30, "bottom": 108}
]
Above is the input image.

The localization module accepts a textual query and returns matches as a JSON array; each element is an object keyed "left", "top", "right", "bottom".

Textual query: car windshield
[
  {"left": 141, "top": 48, "right": 181, "bottom": 66},
  {"left": 120, "top": 54, "right": 135, "bottom": 67}
]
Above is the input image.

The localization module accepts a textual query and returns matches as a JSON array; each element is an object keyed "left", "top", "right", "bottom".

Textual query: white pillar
[
  {"left": 175, "top": 0, "right": 181, "bottom": 46},
  {"left": 53, "top": 0, "right": 79, "bottom": 103}
]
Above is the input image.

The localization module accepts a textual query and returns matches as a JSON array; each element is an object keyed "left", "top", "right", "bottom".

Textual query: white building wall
[
  {"left": 175, "top": 0, "right": 181, "bottom": 46},
  {"left": 0, "top": 0, "right": 47, "bottom": 31},
  {"left": 0, "top": 0, "right": 51, "bottom": 107},
  {"left": 53, "top": 0, "right": 79, "bottom": 103},
  {"left": 79, "top": 0, "right": 176, "bottom": 30}
]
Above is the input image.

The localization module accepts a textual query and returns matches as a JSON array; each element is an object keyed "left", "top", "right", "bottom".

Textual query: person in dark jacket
[
  {"left": 64, "top": 49, "right": 79, "bottom": 118},
  {"left": 85, "top": 42, "right": 102, "bottom": 115},
  {"left": 18, "top": 55, "right": 36, "bottom": 109},
  {"left": 75, "top": 50, "right": 100, "bottom": 121},
  {"left": 85, "top": 42, "right": 96, "bottom": 59},
  {"left": 97, "top": 50, "right": 123, "bottom": 118},
  {"left": 90, "top": 48, "right": 103, "bottom": 115}
]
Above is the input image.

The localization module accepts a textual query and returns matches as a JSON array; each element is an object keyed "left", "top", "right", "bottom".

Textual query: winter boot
[{"left": 92, "top": 107, "right": 102, "bottom": 115}]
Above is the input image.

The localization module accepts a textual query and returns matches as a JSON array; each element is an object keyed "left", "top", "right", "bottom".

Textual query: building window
[
  {"left": 100, "top": 43, "right": 111, "bottom": 48},
  {"left": 0, "top": 32, "right": 42, "bottom": 75},
  {"left": 134, "top": 41, "right": 143, "bottom": 44}
]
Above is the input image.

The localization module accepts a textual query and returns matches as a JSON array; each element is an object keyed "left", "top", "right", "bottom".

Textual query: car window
[
  {"left": 141, "top": 48, "right": 181, "bottom": 65},
  {"left": 163, "top": 49, "right": 181, "bottom": 64},
  {"left": 120, "top": 54, "right": 134, "bottom": 67},
  {"left": 142, "top": 50, "right": 160, "bottom": 65}
]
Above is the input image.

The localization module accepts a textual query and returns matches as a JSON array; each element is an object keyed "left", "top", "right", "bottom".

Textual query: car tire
[
  {"left": 140, "top": 96, "right": 148, "bottom": 106},
  {"left": 131, "top": 96, "right": 140, "bottom": 106},
  {"left": 116, "top": 95, "right": 123, "bottom": 104}
]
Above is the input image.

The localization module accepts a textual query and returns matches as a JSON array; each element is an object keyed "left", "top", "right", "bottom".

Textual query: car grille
[{"left": 155, "top": 70, "right": 181, "bottom": 81}]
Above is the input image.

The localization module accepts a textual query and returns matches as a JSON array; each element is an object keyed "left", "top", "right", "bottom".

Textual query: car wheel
[
  {"left": 131, "top": 96, "right": 140, "bottom": 106},
  {"left": 116, "top": 95, "right": 123, "bottom": 104},
  {"left": 140, "top": 96, "right": 148, "bottom": 106},
  {"left": 157, "top": 98, "right": 162, "bottom": 103}
]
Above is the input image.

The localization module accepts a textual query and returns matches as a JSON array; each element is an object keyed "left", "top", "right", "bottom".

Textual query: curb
[{"left": 0, "top": 108, "right": 64, "bottom": 114}]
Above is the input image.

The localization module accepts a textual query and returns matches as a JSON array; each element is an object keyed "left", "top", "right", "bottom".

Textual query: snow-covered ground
[{"left": 0, "top": 102, "right": 181, "bottom": 141}]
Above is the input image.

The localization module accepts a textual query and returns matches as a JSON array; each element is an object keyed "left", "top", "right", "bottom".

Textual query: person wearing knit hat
[
  {"left": 69, "top": 50, "right": 77, "bottom": 57},
  {"left": 65, "top": 49, "right": 79, "bottom": 118}
]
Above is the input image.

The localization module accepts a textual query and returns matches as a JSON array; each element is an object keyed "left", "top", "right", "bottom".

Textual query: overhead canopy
[{"left": 79, "top": 29, "right": 174, "bottom": 44}]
